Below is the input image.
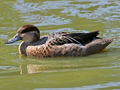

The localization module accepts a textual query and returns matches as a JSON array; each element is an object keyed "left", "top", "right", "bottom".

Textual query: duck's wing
[
  {"left": 64, "top": 30, "right": 100, "bottom": 44},
  {"left": 46, "top": 30, "right": 100, "bottom": 46}
]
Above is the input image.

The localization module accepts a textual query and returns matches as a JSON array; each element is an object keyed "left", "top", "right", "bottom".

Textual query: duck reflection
[
  {"left": 20, "top": 56, "right": 80, "bottom": 74},
  {"left": 20, "top": 63, "right": 77, "bottom": 74},
  {"left": 19, "top": 54, "right": 110, "bottom": 75},
  {"left": 20, "top": 63, "right": 105, "bottom": 75},
  {"left": 20, "top": 64, "right": 50, "bottom": 74}
]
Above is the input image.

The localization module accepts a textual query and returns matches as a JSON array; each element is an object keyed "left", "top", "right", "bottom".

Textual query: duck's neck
[
  {"left": 18, "top": 37, "right": 48, "bottom": 55},
  {"left": 19, "top": 41, "right": 31, "bottom": 55},
  {"left": 18, "top": 40, "right": 42, "bottom": 55}
]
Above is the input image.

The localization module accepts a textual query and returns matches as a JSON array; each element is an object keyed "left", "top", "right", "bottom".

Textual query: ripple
[
  {"left": 13, "top": 1, "right": 71, "bottom": 25},
  {"left": 0, "top": 66, "right": 19, "bottom": 71},
  {"left": 13, "top": 1, "right": 71, "bottom": 13},
  {"left": 13, "top": 0, "right": 120, "bottom": 24},
  {"left": 34, "top": 81, "right": 120, "bottom": 90},
  {"left": 0, "top": 34, "right": 8, "bottom": 40}
]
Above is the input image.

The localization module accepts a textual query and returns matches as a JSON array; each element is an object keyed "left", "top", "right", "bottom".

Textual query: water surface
[{"left": 0, "top": 0, "right": 120, "bottom": 90}]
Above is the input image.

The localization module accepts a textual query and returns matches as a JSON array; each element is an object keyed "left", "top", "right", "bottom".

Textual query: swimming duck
[{"left": 5, "top": 25, "right": 116, "bottom": 57}]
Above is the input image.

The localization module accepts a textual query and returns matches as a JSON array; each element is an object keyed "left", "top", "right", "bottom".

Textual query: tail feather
[{"left": 84, "top": 38, "right": 116, "bottom": 55}]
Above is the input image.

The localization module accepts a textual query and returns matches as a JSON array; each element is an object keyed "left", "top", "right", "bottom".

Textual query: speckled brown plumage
[
  {"left": 25, "top": 38, "right": 115, "bottom": 57},
  {"left": 5, "top": 25, "right": 116, "bottom": 58}
]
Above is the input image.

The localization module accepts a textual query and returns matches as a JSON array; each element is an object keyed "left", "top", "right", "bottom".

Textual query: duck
[{"left": 5, "top": 24, "right": 116, "bottom": 57}]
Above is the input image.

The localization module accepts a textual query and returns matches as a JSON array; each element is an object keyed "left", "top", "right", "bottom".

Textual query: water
[{"left": 0, "top": 0, "right": 120, "bottom": 90}]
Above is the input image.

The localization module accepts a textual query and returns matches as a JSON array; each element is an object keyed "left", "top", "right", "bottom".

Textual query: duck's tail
[{"left": 84, "top": 38, "right": 116, "bottom": 55}]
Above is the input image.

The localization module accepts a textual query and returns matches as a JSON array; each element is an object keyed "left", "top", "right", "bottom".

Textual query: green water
[{"left": 0, "top": 0, "right": 120, "bottom": 90}]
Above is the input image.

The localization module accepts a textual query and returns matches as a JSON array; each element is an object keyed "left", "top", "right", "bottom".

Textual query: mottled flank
[{"left": 5, "top": 25, "right": 116, "bottom": 57}]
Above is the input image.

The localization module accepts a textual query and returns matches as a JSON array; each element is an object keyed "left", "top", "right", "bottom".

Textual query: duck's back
[{"left": 43, "top": 31, "right": 99, "bottom": 46}]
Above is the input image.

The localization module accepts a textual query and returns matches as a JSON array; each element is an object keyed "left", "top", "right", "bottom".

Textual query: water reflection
[
  {"left": 19, "top": 51, "right": 120, "bottom": 75},
  {"left": 20, "top": 64, "right": 50, "bottom": 74},
  {"left": 20, "top": 63, "right": 94, "bottom": 74},
  {"left": 20, "top": 62, "right": 120, "bottom": 75}
]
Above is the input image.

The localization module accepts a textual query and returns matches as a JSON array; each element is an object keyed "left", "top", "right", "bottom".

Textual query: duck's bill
[{"left": 5, "top": 34, "right": 21, "bottom": 44}]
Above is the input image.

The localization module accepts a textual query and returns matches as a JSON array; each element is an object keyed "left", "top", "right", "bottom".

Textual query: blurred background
[{"left": 0, "top": 0, "right": 120, "bottom": 90}]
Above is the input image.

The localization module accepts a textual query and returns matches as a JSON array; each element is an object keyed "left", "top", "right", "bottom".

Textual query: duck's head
[{"left": 5, "top": 25, "right": 40, "bottom": 44}]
